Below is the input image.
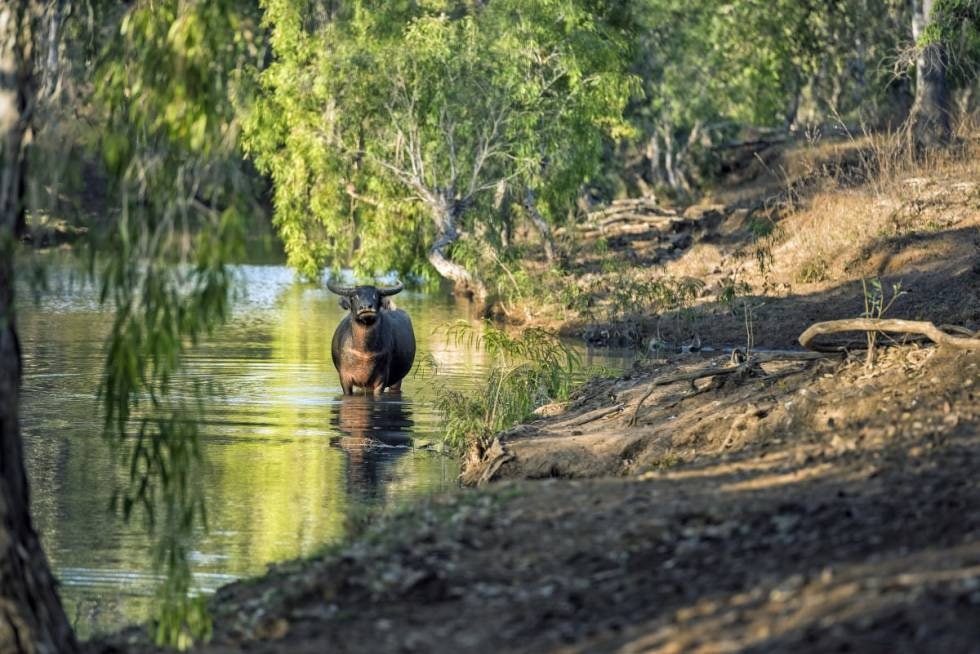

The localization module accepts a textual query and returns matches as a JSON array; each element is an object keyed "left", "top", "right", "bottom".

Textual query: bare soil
[{"left": 527, "top": 138, "right": 980, "bottom": 352}]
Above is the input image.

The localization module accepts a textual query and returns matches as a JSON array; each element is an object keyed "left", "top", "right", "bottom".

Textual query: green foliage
[
  {"left": 93, "top": 0, "right": 262, "bottom": 646},
  {"left": 716, "top": 269, "right": 752, "bottom": 312},
  {"left": 434, "top": 321, "right": 580, "bottom": 452},
  {"left": 243, "top": 0, "right": 636, "bottom": 282},
  {"left": 628, "top": 0, "right": 912, "bottom": 193},
  {"left": 861, "top": 277, "right": 907, "bottom": 367},
  {"left": 924, "top": 0, "right": 980, "bottom": 86},
  {"left": 572, "top": 271, "right": 705, "bottom": 324}
]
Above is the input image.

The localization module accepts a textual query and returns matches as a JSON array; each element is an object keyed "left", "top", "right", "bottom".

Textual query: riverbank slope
[{"left": 94, "top": 136, "right": 980, "bottom": 653}]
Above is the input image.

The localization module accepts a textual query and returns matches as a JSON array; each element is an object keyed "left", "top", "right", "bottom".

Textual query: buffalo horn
[
  {"left": 327, "top": 279, "right": 356, "bottom": 296},
  {"left": 378, "top": 281, "right": 404, "bottom": 296}
]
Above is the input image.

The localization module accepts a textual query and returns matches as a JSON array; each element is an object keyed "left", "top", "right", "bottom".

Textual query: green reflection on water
[{"left": 17, "top": 259, "right": 630, "bottom": 638}]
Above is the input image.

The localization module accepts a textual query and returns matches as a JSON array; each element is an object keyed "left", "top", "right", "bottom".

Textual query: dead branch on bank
[
  {"left": 564, "top": 403, "right": 625, "bottom": 427},
  {"left": 799, "top": 319, "right": 980, "bottom": 352}
]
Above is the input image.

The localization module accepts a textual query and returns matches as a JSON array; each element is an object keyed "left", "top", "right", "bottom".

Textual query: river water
[{"left": 17, "top": 258, "right": 630, "bottom": 638}]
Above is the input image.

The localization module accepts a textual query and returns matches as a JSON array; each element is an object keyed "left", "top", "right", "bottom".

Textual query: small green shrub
[
  {"left": 716, "top": 269, "right": 752, "bottom": 311},
  {"left": 861, "top": 277, "right": 906, "bottom": 368},
  {"left": 434, "top": 321, "right": 581, "bottom": 452},
  {"left": 587, "top": 271, "right": 705, "bottom": 323},
  {"left": 795, "top": 257, "right": 829, "bottom": 283}
]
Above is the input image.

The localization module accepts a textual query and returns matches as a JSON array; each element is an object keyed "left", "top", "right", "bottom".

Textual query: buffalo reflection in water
[{"left": 330, "top": 395, "right": 414, "bottom": 500}]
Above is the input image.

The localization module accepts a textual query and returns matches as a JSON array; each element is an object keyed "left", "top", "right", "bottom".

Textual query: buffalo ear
[{"left": 339, "top": 297, "right": 351, "bottom": 310}]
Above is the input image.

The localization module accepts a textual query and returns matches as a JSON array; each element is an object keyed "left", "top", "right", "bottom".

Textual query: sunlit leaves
[
  {"left": 243, "top": 0, "right": 635, "bottom": 283},
  {"left": 434, "top": 320, "right": 581, "bottom": 451},
  {"left": 625, "top": 0, "right": 918, "bottom": 194},
  {"left": 923, "top": 0, "right": 980, "bottom": 85}
]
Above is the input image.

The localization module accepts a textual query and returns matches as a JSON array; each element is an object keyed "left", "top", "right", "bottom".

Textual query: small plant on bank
[
  {"left": 716, "top": 267, "right": 752, "bottom": 313},
  {"left": 586, "top": 271, "right": 705, "bottom": 338},
  {"left": 795, "top": 257, "right": 830, "bottom": 284},
  {"left": 434, "top": 321, "right": 581, "bottom": 454},
  {"left": 861, "top": 277, "right": 907, "bottom": 368}
]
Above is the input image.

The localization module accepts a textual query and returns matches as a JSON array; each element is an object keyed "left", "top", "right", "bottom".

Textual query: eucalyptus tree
[
  {"left": 628, "top": 0, "right": 912, "bottom": 194},
  {"left": 910, "top": 0, "right": 980, "bottom": 146},
  {"left": 94, "top": 0, "right": 263, "bottom": 644},
  {"left": 3, "top": 0, "right": 263, "bottom": 649},
  {"left": 628, "top": 0, "right": 827, "bottom": 193},
  {"left": 243, "top": 0, "right": 635, "bottom": 300}
]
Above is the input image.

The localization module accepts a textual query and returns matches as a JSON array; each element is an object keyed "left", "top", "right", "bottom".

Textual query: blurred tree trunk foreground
[
  {"left": 0, "top": 2, "right": 78, "bottom": 652},
  {"left": 911, "top": 0, "right": 952, "bottom": 146}
]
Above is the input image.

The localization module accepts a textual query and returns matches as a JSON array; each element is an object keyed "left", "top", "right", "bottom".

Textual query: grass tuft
[{"left": 433, "top": 321, "right": 581, "bottom": 453}]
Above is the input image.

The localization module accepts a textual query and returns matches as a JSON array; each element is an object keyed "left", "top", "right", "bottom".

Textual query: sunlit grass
[{"left": 429, "top": 321, "right": 581, "bottom": 453}]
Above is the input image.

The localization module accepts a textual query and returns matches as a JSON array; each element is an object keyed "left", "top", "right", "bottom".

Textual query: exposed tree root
[
  {"left": 628, "top": 350, "right": 841, "bottom": 426},
  {"left": 564, "top": 403, "right": 625, "bottom": 427}
]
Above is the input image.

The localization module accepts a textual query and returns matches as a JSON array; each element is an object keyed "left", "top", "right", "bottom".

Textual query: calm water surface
[{"left": 18, "top": 259, "right": 630, "bottom": 637}]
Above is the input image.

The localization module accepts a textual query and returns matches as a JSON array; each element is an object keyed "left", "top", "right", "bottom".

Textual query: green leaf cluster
[
  {"left": 925, "top": 0, "right": 980, "bottom": 86},
  {"left": 433, "top": 320, "right": 581, "bottom": 452},
  {"left": 242, "top": 0, "right": 636, "bottom": 281},
  {"left": 626, "top": 0, "right": 913, "bottom": 194}
]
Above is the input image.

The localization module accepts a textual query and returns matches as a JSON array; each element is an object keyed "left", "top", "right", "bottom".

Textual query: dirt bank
[
  {"left": 520, "top": 137, "right": 980, "bottom": 351},
  {"left": 463, "top": 344, "right": 977, "bottom": 485},
  {"left": 93, "top": 343, "right": 980, "bottom": 654}
]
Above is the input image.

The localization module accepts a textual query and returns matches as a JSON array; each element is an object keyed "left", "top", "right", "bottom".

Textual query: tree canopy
[{"left": 243, "top": 0, "right": 636, "bottom": 294}]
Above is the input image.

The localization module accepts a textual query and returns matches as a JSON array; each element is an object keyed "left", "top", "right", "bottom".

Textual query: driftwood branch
[
  {"left": 563, "top": 403, "right": 625, "bottom": 428},
  {"left": 799, "top": 319, "right": 980, "bottom": 352}
]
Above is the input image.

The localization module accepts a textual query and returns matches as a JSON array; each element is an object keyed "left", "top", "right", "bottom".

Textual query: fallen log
[
  {"left": 799, "top": 319, "right": 980, "bottom": 352},
  {"left": 588, "top": 199, "right": 675, "bottom": 222},
  {"left": 596, "top": 214, "right": 676, "bottom": 228}
]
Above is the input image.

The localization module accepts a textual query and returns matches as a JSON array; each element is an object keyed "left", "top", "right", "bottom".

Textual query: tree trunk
[
  {"left": 522, "top": 189, "right": 555, "bottom": 263},
  {"left": 493, "top": 180, "right": 511, "bottom": 249},
  {"left": 661, "top": 124, "right": 679, "bottom": 191},
  {"left": 644, "top": 133, "right": 666, "bottom": 188},
  {"left": 910, "top": 0, "right": 951, "bottom": 147},
  {"left": 0, "top": 4, "right": 78, "bottom": 652},
  {"left": 427, "top": 196, "right": 488, "bottom": 302}
]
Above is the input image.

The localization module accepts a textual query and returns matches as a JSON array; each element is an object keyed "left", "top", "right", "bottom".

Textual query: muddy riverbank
[{"left": 94, "top": 344, "right": 980, "bottom": 653}]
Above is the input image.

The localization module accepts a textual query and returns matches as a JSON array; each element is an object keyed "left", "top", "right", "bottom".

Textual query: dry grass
[{"left": 766, "top": 126, "right": 980, "bottom": 286}]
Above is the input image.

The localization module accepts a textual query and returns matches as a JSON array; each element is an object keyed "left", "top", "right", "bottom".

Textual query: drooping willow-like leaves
[{"left": 93, "top": 0, "right": 262, "bottom": 646}]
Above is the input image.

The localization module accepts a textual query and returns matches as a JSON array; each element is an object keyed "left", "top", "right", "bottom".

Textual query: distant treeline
[{"left": 28, "top": 1, "right": 980, "bottom": 291}]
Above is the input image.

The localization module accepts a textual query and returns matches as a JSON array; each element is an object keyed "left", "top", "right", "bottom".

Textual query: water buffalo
[{"left": 327, "top": 280, "right": 416, "bottom": 395}]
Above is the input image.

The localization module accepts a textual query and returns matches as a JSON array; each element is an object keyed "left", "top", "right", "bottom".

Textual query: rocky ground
[{"left": 93, "top": 137, "right": 980, "bottom": 653}]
